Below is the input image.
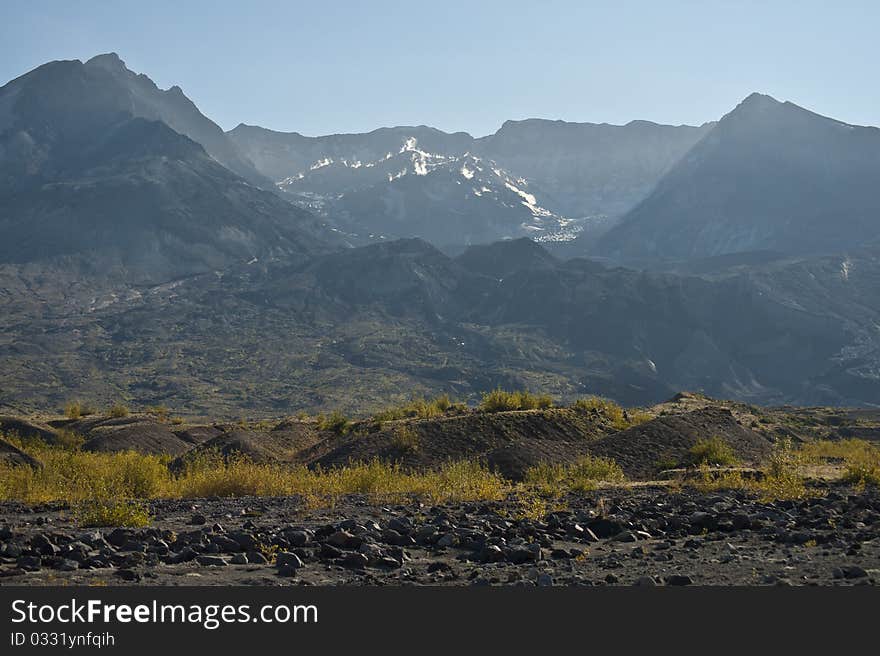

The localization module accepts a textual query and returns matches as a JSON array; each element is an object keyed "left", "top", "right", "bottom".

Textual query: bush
[
  {"left": 317, "top": 410, "right": 350, "bottom": 434},
  {"left": 842, "top": 462, "right": 880, "bottom": 487},
  {"left": 480, "top": 389, "right": 553, "bottom": 413},
  {"left": 74, "top": 500, "right": 151, "bottom": 527},
  {"left": 758, "top": 440, "right": 807, "bottom": 500},
  {"left": 65, "top": 401, "right": 95, "bottom": 420},
  {"left": 687, "top": 437, "right": 739, "bottom": 467},
  {"left": 147, "top": 405, "right": 169, "bottom": 422},
  {"left": 573, "top": 396, "right": 627, "bottom": 429},
  {"left": 108, "top": 403, "right": 129, "bottom": 419},
  {"left": 373, "top": 394, "right": 462, "bottom": 422},
  {"left": 692, "top": 439, "right": 807, "bottom": 501},
  {"left": 525, "top": 455, "right": 626, "bottom": 497},
  {"left": 391, "top": 426, "right": 419, "bottom": 453},
  {"left": 0, "top": 446, "right": 168, "bottom": 503}
]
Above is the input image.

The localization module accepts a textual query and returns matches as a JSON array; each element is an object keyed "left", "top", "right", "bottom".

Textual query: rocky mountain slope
[
  {"left": 597, "top": 93, "right": 880, "bottom": 263},
  {"left": 228, "top": 118, "right": 710, "bottom": 246},
  {"left": 0, "top": 55, "right": 331, "bottom": 281},
  {"left": 2, "top": 237, "right": 879, "bottom": 415}
]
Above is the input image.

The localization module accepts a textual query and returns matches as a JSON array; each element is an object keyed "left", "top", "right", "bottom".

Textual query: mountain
[
  {"left": 227, "top": 118, "right": 711, "bottom": 247},
  {"left": 596, "top": 93, "right": 880, "bottom": 263},
  {"left": 472, "top": 118, "right": 712, "bottom": 219},
  {"left": 0, "top": 56, "right": 330, "bottom": 281},
  {"left": 3, "top": 234, "right": 879, "bottom": 415},
  {"left": 228, "top": 124, "right": 472, "bottom": 183},
  {"left": 81, "top": 53, "right": 268, "bottom": 185}
]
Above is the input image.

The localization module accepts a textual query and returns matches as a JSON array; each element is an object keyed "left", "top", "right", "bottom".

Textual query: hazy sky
[{"left": 3, "top": 0, "right": 879, "bottom": 137}]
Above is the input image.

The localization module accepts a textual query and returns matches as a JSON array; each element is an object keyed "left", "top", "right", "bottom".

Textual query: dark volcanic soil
[{"left": 2, "top": 484, "right": 878, "bottom": 586}]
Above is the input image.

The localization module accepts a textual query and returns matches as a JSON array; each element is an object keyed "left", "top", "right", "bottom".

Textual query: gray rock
[
  {"left": 56, "top": 559, "right": 80, "bottom": 572},
  {"left": 327, "top": 530, "right": 362, "bottom": 550},
  {"left": 196, "top": 555, "right": 228, "bottom": 567},
  {"left": 436, "top": 533, "right": 458, "bottom": 548},
  {"left": 286, "top": 530, "right": 311, "bottom": 547},
  {"left": 340, "top": 552, "right": 369, "bottom": 569},
  {"left": 246, "top": 551, "right": 269, "bottom": 565},
  {"left": 275, "top": 552, "right": 304, "bottom": 570},
  {"left": 17, "top": 555, "right": 41, "bottom": 571}
]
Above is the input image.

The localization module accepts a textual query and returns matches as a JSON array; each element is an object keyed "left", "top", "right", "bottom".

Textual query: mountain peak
[
  {"left": 728, "top": 92, "right": 782, "bottom": 116},
  {"left": 84, "top": 52, "right": 128, "bottom": 73}
]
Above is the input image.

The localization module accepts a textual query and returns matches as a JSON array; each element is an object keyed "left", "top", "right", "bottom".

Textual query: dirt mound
[
  {"left": 305, "top": 408, "right": 612, "bottom": 479},
  {"left": 0, "top": 438, "right": 42, "bottom": 469},
  {"left": 78, "top": 417, "right": 195, "bottom": 456},
  {"left": 172, "top": 425, "right": 225, "bottom": 445},
  {"left": 170, "top": 423, "right": 322, "bottom": 470},
  {"left": 0, "top": 416, "right": 58, "bottom": 443},
  {"left": 586, "top": 408, "right": 773, "bottom": 479}
]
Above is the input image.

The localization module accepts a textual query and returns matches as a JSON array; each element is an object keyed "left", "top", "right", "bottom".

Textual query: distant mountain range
[
  {"left": 229, "top": 118, "right": 710, "bottom": 246},
  {"left": 1, "top": 54, "right": 880, "bottom": 413}
]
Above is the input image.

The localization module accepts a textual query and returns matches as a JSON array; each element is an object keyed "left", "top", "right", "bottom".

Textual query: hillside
[
  {"left": 597, "top": 93, "right": 880, "bottom": 263},
  {"left": 0, "top": 55, "right": 331, "bottom": 281}
]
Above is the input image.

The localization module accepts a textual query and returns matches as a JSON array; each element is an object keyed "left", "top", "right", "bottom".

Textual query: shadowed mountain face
[
  {"left": 2, "top": 54, "right": 880, "bottom": 415},
  {"left": 3, "top": 237, "right": 879, "bottom": 414},
  {"left": 472, "top": 118, "right": 712, "bottom": 218},
  {"left": 228, "top": 119, "right": 710, "bottom": 246},
  {"left": 0, "top": 56, "right": 330, "bottom": 281},
  {"left": 596, "top": 93, "right": 880, "bottom": 263}
]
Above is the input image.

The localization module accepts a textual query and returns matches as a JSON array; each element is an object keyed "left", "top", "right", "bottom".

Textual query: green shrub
[
  {"left": 525, "top": 455, "right": 625, "bottom": 496},
  {"left": 317, "top": 410, "right": 350, "bottom": 434},
  {"left": 842, "top": 463, "right": 880, "bottom": 487},
  {"left": 74, "top": 500, "right": 151, "bottom": 527},
  {"left": 391, "top": 426, "right": 419, "bottom": 453},
  {"left": 480, "top": 389, "right": 553, "bottom": 413},
  {"left": 65, "top": 401, "right": 95, "bottom": 420},
  {"left": 573, "top": 396, "right": 627, "bottom": 429},
  {"left": 147, "top": 405, "right": 169, "bottom": 422},
  {"left": 687, "top": 437, "right": 739, "bottom": 467},
  {"left": 373, "top": 394, "right": 462, "bottom": 422},
  {"left": 108, "top": 403, "right": 129, "bottom": 419}
]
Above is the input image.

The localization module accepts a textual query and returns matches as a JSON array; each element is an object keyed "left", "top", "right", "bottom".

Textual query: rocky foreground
[{"left": 2, "top": 484, "right": 878, "bottom": 586}]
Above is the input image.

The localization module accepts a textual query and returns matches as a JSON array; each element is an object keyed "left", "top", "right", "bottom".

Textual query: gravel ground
[{"left": 1, "top": 484, "right": 878, "bottom": 586}]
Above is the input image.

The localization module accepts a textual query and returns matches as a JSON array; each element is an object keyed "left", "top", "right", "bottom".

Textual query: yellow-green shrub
[
  {"left": 480, "top": 389, "right": 553, "bottom": 413},
  {"left": 687, "top": 437, "right": 739, "bottom": 467},
  {"left": 573, "top": 396, "right": 627, "bottom": 429},
  {"left": 525, "top": 455, "right": 626, "bottom": 496}
]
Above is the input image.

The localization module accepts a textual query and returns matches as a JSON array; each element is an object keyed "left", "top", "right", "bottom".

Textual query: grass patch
[
  {"left": 65, "top": 401, "right": 95, "bottom": 420},
  {"left": 524, "top": 455, "right": 626, "bottom": 497},
  {"left": 0, "top": 440, "right": 169, "bottom": 503},
  {"left": 316, "top": 410, "right": 350, "bottom": 434},
  {"left": 841, "top": 462, "right": 880, "bottom": 487},
  {"left": 689, "top": 439, "right": 807, "bottom": 500},
  {"left": 0, "top": 438, "right": 506, "bottom": 509},
  {"left": 147, "top": 405, "right": 169, "bottom": 422},
  {"left": 799, "top": 438, "right": 880, "bottom": 487},
  {"left": 390, "top": 426, "right": 419, "bottom": 453},
  {"left": 108, "top": 403, "right": 129, "bottom": 419},
  {"left": 687, "top": 436, "right": 739, "bottom": 467},
  {"left": 373, "top": 394, "right": 462, "bottom": 422},
  {"left": 572, "top": 396, "right": 628, "bottom": 429},
  {"left": 171, "top": 457, "right": 506, "bottom": 506},
  {"left": 74, "top": 500, "right": 151, "bottom": 528},
  {"left": 480, "top": 389, "right": 553, "bottom": 413}
]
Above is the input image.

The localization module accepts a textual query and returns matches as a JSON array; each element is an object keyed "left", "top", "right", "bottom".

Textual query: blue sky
[{"left": 2, "top": 0, "right": 878, "bottom": 137}]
